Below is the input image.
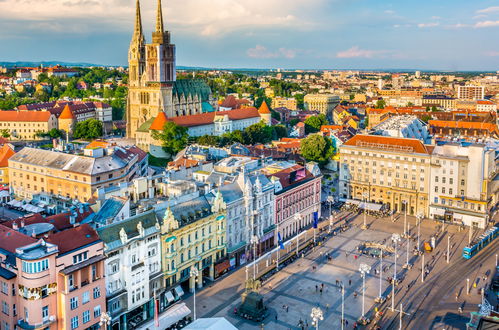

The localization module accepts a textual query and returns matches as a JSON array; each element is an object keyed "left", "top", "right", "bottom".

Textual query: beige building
[
  {"left": 0, "top": 110, "right": 58, "bottom": 140},
  {"left": 272, "top": 97, "right": 297, "bottom": 110},
  {"left": 339, "top": 135, "right": 432, "bottom": 216},
  {"left": 457, "top": 85, "right": 485, "bottom": 100},
  {"left": 304, "top": 94, "right": 340, "bottom": 118}
]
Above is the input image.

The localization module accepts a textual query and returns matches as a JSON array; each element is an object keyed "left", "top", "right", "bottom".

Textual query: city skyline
[{"left": 1, "top": 0, "right": 499, "bottom": 70}]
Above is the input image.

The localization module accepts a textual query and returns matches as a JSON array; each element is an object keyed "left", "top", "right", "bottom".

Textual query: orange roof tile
[
  {"left": 150, "top": 112, "right": 170, "bottom": 130},
  {"left": 0, "top": 144, "right": 15, "bottom": 167},
  {"left": 59, "top": 104, "right": 75, "bottom": 119},
  {"left": 85, "top": 140, "right": 110, "bottom": 149},
  {"left": 429, "top": 120, "right": 499, "bottom": 132},
  {"left": 0, "top": 110, "right": 52, "bottom": 122},
  {"left": 258, "top": 101, "right": 271, "bottom": 114},
  {"left": 343, "top": 135, "right": 429, "bottom": 154}
]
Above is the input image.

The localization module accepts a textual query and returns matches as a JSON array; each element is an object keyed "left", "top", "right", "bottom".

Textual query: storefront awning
[
  {"left": 165, "top": 291, "right": 175, "bottom": 303},
  {"left": 432, "top": 208, "right": 446, "bottom": 216},
  {"left": 453, "top": 214, "right": 464, "bottom": 220},
  {"left": 215, "top": 260, "right": 230, "bottom": 274},
  {"left": 173, "top": 286, "right": 184, "bottom": 297},
  {"left": 136, "top": 302, "right": 191, "bottom": 330}
]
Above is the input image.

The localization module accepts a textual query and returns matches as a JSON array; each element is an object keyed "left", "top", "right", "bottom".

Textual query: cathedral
[{"left": 126, "top": 0, "right": 216, "bottom": 140}]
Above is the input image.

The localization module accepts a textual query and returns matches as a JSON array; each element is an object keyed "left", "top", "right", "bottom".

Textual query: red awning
[{"left": 215, "top": 260, "right": 230, "bottom": 274}]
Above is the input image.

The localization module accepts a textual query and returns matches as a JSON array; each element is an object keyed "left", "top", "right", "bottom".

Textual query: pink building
[
  {"left": 0, "top": 223, "right": 106, "bottom": 330},
  {"left": 265, "top": 163, "right": 322, "bottom": 240}
]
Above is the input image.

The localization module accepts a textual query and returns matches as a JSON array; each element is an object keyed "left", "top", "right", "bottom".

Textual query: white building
[
  {"left": 458, "top": 85, "right": 485, "bottom": 100},
  {"left": 476, "top": 100, "right": 497, "bottom": 112},
  {"left": 97, "top": 210, "right": 163, "bottom": 329},
  {"left": 372, "top": 115, "right": 430, "bottom": 144},
  {"left": 428, "top": 143, "right": 497, "bottom": 228}
]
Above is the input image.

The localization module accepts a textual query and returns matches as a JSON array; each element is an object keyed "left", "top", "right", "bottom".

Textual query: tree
[
  {"left": 289, "top": 118, "right": 300, "bottom": 127},
  {"left": 0, "top": 129, "right": 10, "bottom": 138},
  {"left": 300, "top": 135, "right": 334, "bottom": 166},
  {"left": 420, "top": 114, "right": 432, "bottom": 123},
  {"left": 152, "top": 122, "right": 188, "bottom": 154},
  {"left": 243, "top": 121, "right": 273, "bottom": 144},
  {"left": 73, "top": 119, "right": 103, "bottom": 139},
  {"left": 431, "top": 106, "right": 438, "bottom": 112},
  {"left": 294, "top": 93, "right": 305, "bottom": 110},
  {"left": 271, "top": 110, "right": 281, "bottom": 121},
  {"left": 304, "top": 114, "right": 328, "bottom": 134},
  {"left": 272, "top": 125, "right": 288, "bottom": 139},
  {"left": 375, "top": 99, "right": 386, "bottom": 109},
  {"left": 221, "top": 130, "right": 245, "bottom": 145},
  {"left": 197, "top": 135, "right": 220, "bottom": 146},
  {"left": 47, "top": 128, "right": 64, "bottom": 139}
]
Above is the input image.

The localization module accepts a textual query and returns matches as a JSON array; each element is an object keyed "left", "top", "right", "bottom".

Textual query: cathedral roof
[
  {"left": 258, "top": 101, "right": 271, "bottom": 114},
  {"left": 150, "top": 112, "right": 170, "bottom": 130},
  {"left": 59, "top": 104, "right": 75, "bottom": 119},
  {"left": 173, "top": 79, "right": 212, "bottom": 102}
]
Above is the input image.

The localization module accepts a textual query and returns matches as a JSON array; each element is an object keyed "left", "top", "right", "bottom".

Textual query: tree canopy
[
  {"left": 304, "top": 114, "right": 328, "bottom": 134},
  {"left": 152, "top": 122, "right": 189, "bottom": 154},
  {"left": 73, "top": 119, "right": 103, "bottom": 139},
  {"left": 300, "top": 134, "right": 334, "bottom": 165}
]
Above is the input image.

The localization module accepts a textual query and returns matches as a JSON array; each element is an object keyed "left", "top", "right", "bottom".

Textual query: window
[
  {"left": 442, "top": 187, "right": 446, "bottom": 194},
  {"left": 42, "top": 306, "right": 48, "bottom": 320},
  {"left": 109, "top": 261, "right": 119, "bottom": 274},
  {"left": 2, "top": 301, "right": 9, "bottom": 315},
  {"left": 435, "top": 176, "right": 438, "bottom": 183},
  {"left": 70, "top": 297, "right": 78, "bottom": 310},
  {"left": 22, "top": 259, "right": 49, "bottom": 274},
  {"left": 73, "top": 252, "right": 88, "bottom": 264},
  {"left": 449, "top": 189, "right": 453, "bottom": 195},
  {"left": 68, "top": 274, "right": 74, "bottom": 289},
  {"left": 1, "top": 282, "right": 8, "bottom": 295},
  {"left": 93, "top": 287, "right": 101, "bottom": 299},
  {"left": 94, "top": 305, "right": 101, "bottom": 318},
  {"left": 82, "top": 291, "right": 89, "bottom": 304},
  {"left": 71, "top": 316, "right": 79, "bottom": 329},
  {"left": 449, "top": 178, "right": 453, "bottom": 184},
  {"left": 434, "top": 186, "right": 438, "bottom": 193},
  {"left": 82, "top": 310, "right": 90, "bottom": 324}
]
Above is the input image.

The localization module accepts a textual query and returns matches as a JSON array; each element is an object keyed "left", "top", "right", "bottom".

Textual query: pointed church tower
[{"left": 128, "top": 0, "right": 145, "bottom": 87}]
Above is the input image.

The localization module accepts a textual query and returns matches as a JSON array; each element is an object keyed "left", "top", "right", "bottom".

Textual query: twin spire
[{"left": 133, "top": 0, "right": 165, "bottom": 44}]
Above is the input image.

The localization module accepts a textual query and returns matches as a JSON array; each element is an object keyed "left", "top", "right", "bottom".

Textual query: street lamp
[
  {"left": 403, "top": 225, "right": 411, "bottom": 269},
  {"left": 250, "top": 235, "right": 259, "bottom": 280},
  {"left": 416, "top": 213, "right": 423, "bottom": 253},
  {"left": 402, "top": 200, "right": 407, "bottom": 237},
  {"left": 341, "top": 284, "right": 345, "bottom": 330},
  {"left": 362, "top": 192, "right": 368, "bottom": 230},
  {"left": 311, "top": 307, "right": 324, "bottom": 330},
  {"left": 447, "top": 235, "right": 450, "bottom": 264},
  {"left": 392, "top": 233, "right": 401, "bottom": 283},
  {"left": 359, "top": 263, "right": 371, "bottom": 321},
  {"left": 190, "top": 266, "right": 199, "bottom": 321},
  {"left": 99, "top": 312, "right": 111, "bottom": 329},
  {"left": 375, "top": 249, "right": 385, "bottom": 303}
]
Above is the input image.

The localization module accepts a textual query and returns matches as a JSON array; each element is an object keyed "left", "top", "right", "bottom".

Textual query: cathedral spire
[
  {"left": 155, "top": 0, "right": 165, "bottom": 35},
  {"left": 132, "top": 0, "right": 144, "bottom": 42}
]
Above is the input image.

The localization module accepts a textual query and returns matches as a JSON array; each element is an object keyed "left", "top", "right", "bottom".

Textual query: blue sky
[{"left": 1, "top": 0, "right": 498, "bottom": 70}]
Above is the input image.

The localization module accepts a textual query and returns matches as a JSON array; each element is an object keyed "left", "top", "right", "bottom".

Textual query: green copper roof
[
  {"left": 97, "top": 210, "right": 159, "bottom": 246},
  {"left": 173, "top": 79, "right": 212, "bottom": 103},
  {"left": 202, "top": 101, "right": 215, "bottom": 112},
  {"left": 137, "top": 117, "right": 155, "bottom": 133}
]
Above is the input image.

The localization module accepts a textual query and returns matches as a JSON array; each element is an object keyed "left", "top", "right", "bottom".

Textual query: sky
[{"left": 0, "top": 0, "right": 499, "bottom": 70}]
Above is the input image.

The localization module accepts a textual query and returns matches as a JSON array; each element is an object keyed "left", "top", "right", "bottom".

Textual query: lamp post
[
  {"left": 191, "top": 266, "right": 199, "bottom": 321},
  {"left": 359, "top": 263, "right": 371, "bottom": 321},
  {"left": 392, "top": 233, "right": 401, "bottom": 283},
  {"left": 327, "top": 196, "right": 335, "bottom": 233},
  {"left": 467, "top": 278, "right": 470, "bottom": 295},
  {"left": 403, "top": 226, "right": 411, "bottom": 269},
  {"left": 362, "top": 192, "right": 368, "bottom": 230},
  {"left": 447, "top": 235, "right": 450, "bottom": 264},
  {"left": 311, "top": 307, "right": 324, "bottom": 330},
  {"left": 377, "top": 249, "right": 384, "bottom": 302},
  {"left": 341, "top": 284, "right": 345, "bottom": 330},
  {"left": 99, "top": 312, "right": 111, "bottom": 329},
  {"left": 416, "top": 213, "right": 423, "bottom": 253},
  {"left": 250, "top": 235, "right": 259, "bottom": 280},
  {"left": 402, "top": 200, "right": 407, "bottom": 237},
  {"left": 421, "top": 254, "right": 425, "bottom": 283}
]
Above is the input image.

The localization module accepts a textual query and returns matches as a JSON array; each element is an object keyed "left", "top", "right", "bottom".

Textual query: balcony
[{"left": 17, "top": 315, "right": 56, "bottom": 329}]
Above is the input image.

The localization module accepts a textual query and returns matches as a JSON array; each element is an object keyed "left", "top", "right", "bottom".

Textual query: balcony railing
[{"left": 17, "top": 315, "right": 56, "bottom": 329}]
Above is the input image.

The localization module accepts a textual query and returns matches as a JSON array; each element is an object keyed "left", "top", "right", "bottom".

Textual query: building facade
[
  {"left": 0, "top": 111, "right": 58, "bottom": 140},
  {"left": 339, "top": 135, "right": 432, "bottom": 216},
  {"left": 458, "top": 85, "right": 485, "bottom": 100},
  {"left": 304, "top": 94, "right": 340, "bottom": 119}
]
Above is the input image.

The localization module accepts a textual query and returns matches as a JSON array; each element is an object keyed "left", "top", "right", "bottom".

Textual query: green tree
[
  {"left": 300, "top": 135, "right": 334, "bottom": 166},
  {"left": 272, "top": 125, "right": 288, "bottom": 139},
  {"left": 375, "top": 99, "right": 386, "bottom": 109},
  {"left": 0, "top": 129, "right": 10, "bottom": 138},
  {"left": 294, "top": 93, "right": 305, "bottom": 110},
  {"left": 304, "top": 114, "right": 328, "bottom": 134},
  {"left": 73, "top": 119, "right": 103, "bottom": 139},
  {"left": 420, "top": 114, "right": 432, "bottom": 123},
  {"left": 289, "top": 118, "right": 300, "bottom": 127},
  {"left": 431, "top": 106, "right": 438, "bottom": 112},
  {"left": 271, "top": 110, "right": 281, "bottom": 121},
  {"left": 243, "top": 121, "right": 273, "bottom": 144},
  {"left": 221, "top": 130, "right": 245, "bottom": 145},
  {"left": 197, "top": 135, "right": 220, "bottom": 146},
  {"left": 151, "top": 122, "right": 188, "bottom": 154}
]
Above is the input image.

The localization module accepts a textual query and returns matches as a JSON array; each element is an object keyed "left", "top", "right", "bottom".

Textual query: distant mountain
[{"left": 0, "top": 61, "right": 108, "bottom": 68}]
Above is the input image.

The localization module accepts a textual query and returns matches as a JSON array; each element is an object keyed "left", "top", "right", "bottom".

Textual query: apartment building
[
  {"left": 0, "top": 223, "right": 106, "bottom": 330},
  {"left": 304, "top": 94, "right": 340, "bottom": 119},
  {"left": 429, "top": 143, "right": 496, "bottom": 228},
  {"left": 8, "top": 146, "right": 146, "bottom": 203},
  {"left": 422, "top": 95, "right": 457, "bottom": 109},
  {"left": 0, "top": 111, "right": 58, "bottom": 140},
  {"left": 339, "top": 135, "right": 432, "bottom": 216},
  {"left": 272, "top": 97, "right": 298, "bottom": 110},
  {"left": 458, "top": 85, "right": 485, "bottom": 100},
  {"left": 97, "top": 210, "right": 163, "bottom": 330}
]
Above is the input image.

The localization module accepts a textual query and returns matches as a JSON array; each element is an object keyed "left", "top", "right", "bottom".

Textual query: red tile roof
[
  {"left": 343, "top": 135, "right": 430, "bottom": 154},
  {"left": 0, "top": 224, "right": 36, "bottom": 253},
  {"left": 59, "top": 104, "right": 75, "bottom": 119},
  {"left": 258, "top": 101, "right": 271, "bottom": 114},
  {"left": 152, "top": 108, "right": 261, "bottom": 129},
  {"left": 0, "top": 110, "right": 52, "bottom": 122},
  {"left": 0, "top": 144, "right": 15, "bottom": 167},
  {"left": 5, "top": 208, "right": 93, "bottom": 232},
  {"left": 150, "top": 112, "right": 169, "bottom": 130},
  {"left": 429, "top": 120, "right": 499, "bottom": 133},
  {"left": 46, "top": 224, "right": 100, "bottom": 254}
]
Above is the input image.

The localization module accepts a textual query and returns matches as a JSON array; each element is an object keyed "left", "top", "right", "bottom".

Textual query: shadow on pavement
[{"left": 430, "top": 312, "right": 467, "bottom": 330}]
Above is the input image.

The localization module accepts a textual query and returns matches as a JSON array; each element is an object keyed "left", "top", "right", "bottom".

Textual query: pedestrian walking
[
  {"left": 326, "top": 303, "right": 330, "bottom": 311},
  {"left": 286, "top": 306, "right": 289, "bottom": 313},
  {"left": 275, "top": 314, "right": 278, "bottom": 321},
  {"left": 455, "top": 292, "right": 459, "bottom": 301},
  {"left": 349, "top": 279, "right": 352, "bottom": 286},
  {"left": 320, "top": 288, "right": 323, "bottom": 295},
  {"left": 315, "top": 284, "right": 318, "bottom": 292}
]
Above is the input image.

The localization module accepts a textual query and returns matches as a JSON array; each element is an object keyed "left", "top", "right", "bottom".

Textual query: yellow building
[
  {"left": 339, "top": 135, "right": 431, "bottom": 216},
  {"left": 8, "top": 147, "right": 141, "bottom": 201},
  {"left": 160, "top": 192, "right": 227, "bottom": 293},
  {"left": 0, "top": 144, "right": 15, "bottom": 185},
  {"left": 0, "top": 110, "right": 58, "bottom": 140},
  {"left": 272, "top": 97, "right": 297, "bottom": 110},
  {"left": 304, "top": 94, "right": 340, "bottom": 118}
]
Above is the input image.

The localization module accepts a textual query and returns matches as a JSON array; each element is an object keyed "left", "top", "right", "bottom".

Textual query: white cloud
[
  {"left": 247, "top": 45, "right": 297, "bottom": 59},
  {"left": 384, "top": 10, "right": 395, "bottom": 15},
  {"left": 446, "top": 23, "right": 471, "bottom": 29},
  {"left": 474, "top": 20, "right": 499, "bottom": 28},
  {"left": 485, "top": 51, "right": 499, "bottom": 56},
  {"left": 336, "top": 46, "right": 386, "bottom": 59},
  {"left": 476, "top": 6, "right": 499, "bottom": 14},
  {"left": 0, "top": 0, "right": 323, "bottom": 36},
  {"left": 417, "top": 22, "right": 439, "bottom": 28}
]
